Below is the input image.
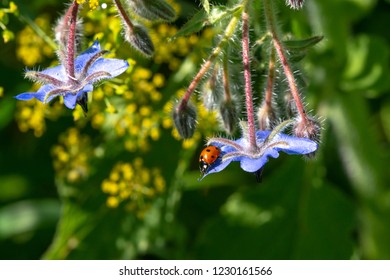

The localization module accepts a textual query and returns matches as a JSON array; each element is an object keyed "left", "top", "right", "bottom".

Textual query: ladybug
[{"left": 199, "top": 145, "right": 221, "bottom": 174}]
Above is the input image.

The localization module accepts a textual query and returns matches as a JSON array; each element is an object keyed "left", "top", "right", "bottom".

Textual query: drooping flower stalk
[
  {"left": 113, "top": 0, "right": 134, "bottom": 31},
  {"left": 263, "top": 0, "right": 307, "bottom": 122},
  {"left": 178, "top": 14, "right": 240, "bottom": 111},
  {"left": 264, "top": 47, "right": 276, "bottom": 110},
  {"left": 65, "top": 1, "right": 79, "bottom": 79},
  {"left": 222, "top": 51, "right": 232, "bottom": 103},
  {"left": 219, "top": 53, "right": 238, "bottom": 135},
  {"left": 113, "top": 0, "right": 154, "bottom": 57},
  {"left": 257, "top": 46, "right": 277, "bottom": 130},
  {"left": 241, "top": 7, "right": 257, "bottom": 149}
]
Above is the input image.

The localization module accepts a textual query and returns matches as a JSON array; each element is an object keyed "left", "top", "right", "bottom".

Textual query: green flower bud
[
  {"left": 125, "top": 0, "right": 176, "bottom": 22},
  {"left": 219, "top": 98, "right": 238, "bottom": 135},
  {"left": 124, "top": 24, "right": 154, "bottom": 57},
  {"left": 293, "top": 115, "right": 321, "bottom": 158},
  {"left": 173, "top": 101, "right": 197, "bottom": 139},
  {"left": 202, "top": 67, "right": 222, "bottom": 111},
  {"left": 257, "top": 102, "right": 277, "bottom": 131}
]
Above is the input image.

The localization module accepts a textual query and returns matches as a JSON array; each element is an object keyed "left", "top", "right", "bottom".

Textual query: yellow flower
[
  {"left": 106, "top": 196, "right": 120, "bottom": 208},
  {"left": 101, "top": 160, "right": 166, "bottom": 217},
  {"left": 51, "top": 128, "right": 91, "bottom": 183}
]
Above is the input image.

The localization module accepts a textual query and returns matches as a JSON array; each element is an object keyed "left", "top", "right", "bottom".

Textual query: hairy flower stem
[
  {"left": 66, "top": 1, "right": 79, "bottom": 79},
  {"left": 222, "top": 54, "right": 231, "bottom": 102},
  {"left": 263, "top": 0, "right": 307, "bottom": 121},
  {"left": 113, "top": 0, "right": 134, "bottom": 31},
  {"left": 179, "top": 14, "right": 240, "bottom": 110},
  {"left": 242, "top": 9, "right": 257, "bottom": 148},
  {"left": 265, "top": 47, "right": 276, "bottom": 107}
]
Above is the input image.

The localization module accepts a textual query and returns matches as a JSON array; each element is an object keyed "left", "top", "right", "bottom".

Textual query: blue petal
[
  {"left": 87, "top": 58, "right": 129, "bottom": 80},
  {"left": 40, "top": 65, "right": 67, "bottom": 80},
  {"left": 255, "top": 130, "right": 271, "bottom": 142},
  {"left": 63, "top": 84, "right": 93, "bottom": 109},
  {"left": 15, "top": 92, "right": 40, "bottom": 101},
  {"left": 239, "top": 150, "right": 279, "bottom": 173},
  {"left": 15, "top": 85, "right": 57, "bottom": 103},
  {"left": 272, "top": 133, "right": 318, "bottom": 155},
  {"left": 74, "top": 40, "right": 102, "bottom": 73},
  {"left": 201, "top": 130, "right": 319, "bottom": 178},
  {"left": 63, "top": 93, "right": 78, "bottom": 109}
]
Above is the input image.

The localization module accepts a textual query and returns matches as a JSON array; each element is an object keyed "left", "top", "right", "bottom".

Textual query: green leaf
[
  {"left": 171, "top": 5, "right": 242, "bottom": 40},
  {"left": 131, "top": 0, "right": 176, "bottom": 22},
  {"left": 171, "top": 9, "right": 208, "bottom": 39},
  {"left": 327, "top": 92, "right": 390, "bottom": 259},
  {"left": 200, "top": 0, "right": 210, "bottom": 14},
  {"left": 341, "top": 35, "right": 390, "bottom": 97},
  {"left": 0, "top": 96, "right": 15, "bottom": 129},
  {"left": 292, "top": 183, "right": 355, "bottom": 259},
  {"left": 0, "top": 199, "right": 60, "bottom": 239},
  {"left": 0, "top": 175, "right": 28, "bottom": 201},
  {"left": 191, "top": 159, "right": 355, "bottom": 259},
  {"left": 283, "top": 36, "right": 323, "bottom": 62},
  {"left": 208, "top": 5, "right": 241, "bottom": 25},
  {"left": 283, "top": 36, "right": 324, "bottom": 51}
]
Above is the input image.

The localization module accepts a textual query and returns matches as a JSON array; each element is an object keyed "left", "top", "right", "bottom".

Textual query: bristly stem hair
[
  {"left": 263, "top": 0, "right": 308, "bottom": 122},
  {"left": 65, "top": 1, "right": 79, "bottom": 79},
  {"left": 241, "top": 6, "right": 257, "bottom": 149},
  {"left": 178, "top": 13, "right": 240, "bottom": 111}
]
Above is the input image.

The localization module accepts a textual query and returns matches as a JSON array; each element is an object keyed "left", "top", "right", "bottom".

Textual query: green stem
[
  {"left": 66, "top": 1, "right": 79, "bottom": 79},
  {"left": 263, "top": 0, "right": 307, "bottom": 121},
  {"left": 113, "top": 0, "right": 134, "bottom": 31},
  {"left": 179, "top": 12, "right": 241, "bottom": 109},
  {"left": 242, "top": 7, "right": 257, "bottom": 148}
]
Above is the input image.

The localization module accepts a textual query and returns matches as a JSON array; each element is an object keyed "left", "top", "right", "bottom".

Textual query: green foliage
[{"left": 0, "top": 0, "right": 390, "bottom": 260}]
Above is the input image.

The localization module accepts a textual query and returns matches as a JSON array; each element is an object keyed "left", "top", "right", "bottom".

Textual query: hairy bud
[
  {"left": 54, "top": 13, "right": 83, "bottom": 55},
  {"left": 173, "top": 101, "right": 197, "bottom": 139},
  {"left": 257, "top": 102, "right": 277, "bottom": 131},
  {"left": 124, "top": 24, "right": 154, "bottom": 57},
  {"left": 219, "top": 98, "right": 238, "bottom": 135},
  {"left": 283, "top": 90, "right": 295, "bottom": 118},
  {"left": 293, "top": 115, "right": 321, "bottom": 158},
  {"left": 202, "top": 67, "right": 222, "bottom": 110},
  {"left": 125, "top": 0, "right": 176, "bottom": 22}
]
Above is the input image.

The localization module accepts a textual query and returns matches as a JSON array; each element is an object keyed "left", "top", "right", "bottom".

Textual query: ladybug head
[{"left": 199, "top": 160, "right": 210, "bottom": 175}]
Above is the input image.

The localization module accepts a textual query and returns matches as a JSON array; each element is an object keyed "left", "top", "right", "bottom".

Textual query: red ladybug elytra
[{"left": 199, "top": 145, "right": 221, "bottom": 174}]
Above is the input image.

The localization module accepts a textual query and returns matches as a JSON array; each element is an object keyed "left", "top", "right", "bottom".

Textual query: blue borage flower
[
  {"left": 199, "top": 121, "right": 318, "bottom": 181},
  {"left": 15, "top": 40, "right": 129, "bottom": 112}
]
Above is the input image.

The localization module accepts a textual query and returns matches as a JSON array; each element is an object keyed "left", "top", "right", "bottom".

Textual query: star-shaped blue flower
[
  {"left": 15, "top": 40, "right": 129, "bottom": 112},
  {"left": 199, "top": 128, "right": 318, "bottom": 181}
]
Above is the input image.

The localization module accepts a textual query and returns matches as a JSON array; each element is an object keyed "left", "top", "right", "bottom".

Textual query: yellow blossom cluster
[
  {"left": 1, "top": 2, "right": 18, "bottom": 43},
  {"left": 101, "top": 158, "right": 166, "bottom": 218},
  {"left": 151, "top": 24, "right": 199, "bottom": 70},
  {"left": 15, "top": 98, "right": 64, "bottom": 137},
  {"left": 76, "top": 0, "right": 99, "bottom": 10},
  {"left": 16, "top": 15, "right": 54, "bottom": 66},
  {"left": 51, "top": 128, "right": 92, "bottom": 183},
  {"left": 80, "top": 67, "right": 163, "bottom": 152}
]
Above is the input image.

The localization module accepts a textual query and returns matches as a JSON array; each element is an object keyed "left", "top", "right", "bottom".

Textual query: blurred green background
[{"left": 0, "top": 0, "right": 389, "bottom": 260}]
